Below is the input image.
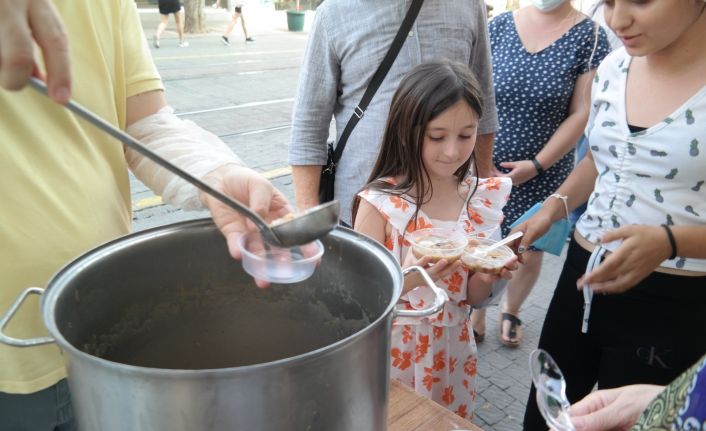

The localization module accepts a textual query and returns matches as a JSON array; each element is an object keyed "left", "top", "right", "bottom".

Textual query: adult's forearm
[
  {"left": 292, "top": 165, "right": 323, "bottom": 211},
  {"left": 548, "top": 155, "right": 598, "bottom": 220},
  {"left": 534, "top": 111, "right": 588, "bottom": 170},
  {"left": 474, "top": 132, "right": 496, "bottom": 177}
]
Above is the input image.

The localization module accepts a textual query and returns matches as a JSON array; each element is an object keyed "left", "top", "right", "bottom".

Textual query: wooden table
[{"left": 387, "top": 380, "right": 483, "bottom": 431}]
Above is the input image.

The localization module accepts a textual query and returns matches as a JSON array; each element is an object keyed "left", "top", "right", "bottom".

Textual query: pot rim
[{"left": 41, "top": 218, "right": 402, "bottom": 376}]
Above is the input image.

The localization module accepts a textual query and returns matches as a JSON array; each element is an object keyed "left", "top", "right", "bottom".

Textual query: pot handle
[
  {"left": 0, "top": 287, "right": 55, "bottom": 347},
  {"left": 394, "top": 266, "right": 449, "bottom": 318}
]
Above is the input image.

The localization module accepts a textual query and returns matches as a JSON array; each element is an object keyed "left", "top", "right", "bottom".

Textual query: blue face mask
[
  {"left": 531, "top": 0, "right": 564, "bottom": 11},
  {"left": 509, "top": 202, "right": 572, "bottom": 256}
]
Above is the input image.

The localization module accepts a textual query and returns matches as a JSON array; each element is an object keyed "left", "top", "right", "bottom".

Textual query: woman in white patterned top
[{"left": 510, "top": 0, "right": 706, "bottom": 429}]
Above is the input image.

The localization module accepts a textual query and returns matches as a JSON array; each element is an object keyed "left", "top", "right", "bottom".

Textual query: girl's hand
[
  {"left": 577, "top": 225, "right": 672, "bottom": 294},
  {"left": 499, "top": 160, "right": 537, "bottom": 185},
  {"left": 467, "top": 256, "right": 519, "bottom": 304},
  {"left": 474, "top": 255, "right": 519, "bottom": 284},
  {"left": 402, "top": 252, "right": 462, "bottom": 282}
]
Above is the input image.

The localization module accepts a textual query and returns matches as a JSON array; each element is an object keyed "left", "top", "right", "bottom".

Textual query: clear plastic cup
[
  {"left": 407, "top": 228, "right": 468, "bottom": 263},
  {"left": 238, "top": 231, "right": 324, "bottom": 283},
  {"left": 461, "top": 237, "right": 515, "bottom": 274}
]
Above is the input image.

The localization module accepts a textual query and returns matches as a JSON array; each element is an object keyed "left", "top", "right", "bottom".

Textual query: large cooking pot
[{"left": 0, "top": 219, "right": 446, "bottom": 431}]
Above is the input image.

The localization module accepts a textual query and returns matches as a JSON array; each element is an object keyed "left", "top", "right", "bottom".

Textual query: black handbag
[{"left": 318, "top": 0, "right": 424, "bottom": 203}]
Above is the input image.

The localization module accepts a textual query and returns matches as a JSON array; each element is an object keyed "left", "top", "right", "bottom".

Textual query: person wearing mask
[
  {"left": 511, "top": 0, "right": 706, "bottom": 428},
  {"left": 471, "top": 0, "right": 610, "bottom": 346}
]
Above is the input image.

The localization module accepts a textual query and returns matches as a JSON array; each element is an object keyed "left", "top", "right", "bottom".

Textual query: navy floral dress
[{"left": 489, "top": 12, "right": 610, "bottom": 236}]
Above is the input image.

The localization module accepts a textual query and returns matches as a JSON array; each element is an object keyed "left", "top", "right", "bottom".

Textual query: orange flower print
[
  {"left": 401, "top": 325, "right": 414, "bottom": 344},
  {"left": 464, "top": 356, "right": 478, "bottom": 377},
  {"left": 483, "top": 198, "right": 493, "bottom": 208},
  {"left": 415, "top": 298, "right": 425, "bottom": 308},
  {"left": 422, "top": 367, "right": 440, "bottom": 391},
  {"left": 459, "top": 325, "right": 470, "bottom": 342},
  {"left": 391, "top": 348, "right": 412, "bottom": 371},
  {"left": 485, "top": 177, "right": 502, "bottom": 191},
  {"left": 449, "top": 356, "right": 457, "bottom": 373},
  {"left": 389, "top": 196, "right": 409, "bottom": 212},
  {"left": 468, "top": 209, "right": 484, "bottom": 224},
  {"left": 384, "top": 236, "right": 394, "bottom": 251},
  {"left": 441, "top": 385, "right": 455, "bottom": 405},
  {"left": 455, "top": 404, "right": 468, "bottom": 419},
  {"left": 415, "top": 217, "right": 433, "bottom": 230},
  {"left": 462, "top": 379, "right": 469, "bottom": 389},
  {"left": 433, "top": 326, "right": 444, "bottom": 340},
  {"left": 470, "top": 388, "right": 477, "bottom": 401},
  {"left": 433, "top": 350, "right": 446, "bottom": 371},
  {"left": 446, "top": 272, "right": 463, "bottom": 294},
  {"left": 415, "top": 334, "right": 430, "bottom": 362},
  {"left": 397, "top": 235, "right": 406, "bottom": 248}
]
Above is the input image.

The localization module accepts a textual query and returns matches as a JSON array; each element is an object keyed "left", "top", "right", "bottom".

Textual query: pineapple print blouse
[{"left": 577, "top": 48, "right": 706, "bottom": 272}]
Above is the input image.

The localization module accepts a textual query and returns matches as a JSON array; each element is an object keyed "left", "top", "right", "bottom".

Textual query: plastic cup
[{"left": 238, "top": 231, "right": 323, "bottom": 283}]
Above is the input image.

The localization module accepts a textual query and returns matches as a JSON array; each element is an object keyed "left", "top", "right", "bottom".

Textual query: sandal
[
  {"left": 500, "top": 312, "right": 522, "bottom": 347},
  {"left": 473, "top": 330, "right": 485, "bottom": 343}
]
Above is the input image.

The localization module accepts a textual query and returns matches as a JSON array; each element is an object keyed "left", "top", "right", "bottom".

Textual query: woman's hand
[
  {"left": 569, "top": 385, "right": 663, "bottom": 431},
  {"left": 0, "top": 0, "right": 71, "bottom": 103},
  {"left": 200, "top": 164, "right": 293, "bottom": 260},
  {"left": 499, "top": 160, "right": 538, "bottom": 185},
  {"left": 577, "top": 225, "right": 672, "bottom": 294},
  {"left": 474, "top": 255, "right": 519, "bottom": 284}
]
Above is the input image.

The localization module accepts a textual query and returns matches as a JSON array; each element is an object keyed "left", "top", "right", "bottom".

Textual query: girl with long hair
[{"left": 352, "top": 60, "right": 517, "bottom": 419}]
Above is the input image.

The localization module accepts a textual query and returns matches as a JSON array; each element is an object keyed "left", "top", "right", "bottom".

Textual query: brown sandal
[{"left": 500, "top": 312, "right": 522, "bottom": 347}]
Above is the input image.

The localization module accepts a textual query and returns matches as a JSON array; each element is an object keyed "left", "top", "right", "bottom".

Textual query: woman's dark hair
[{"left": 351, "top": 60, "right": 485, "bottom": 227}]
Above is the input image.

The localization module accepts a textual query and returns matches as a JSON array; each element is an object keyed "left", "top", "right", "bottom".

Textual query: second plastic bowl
[{"left": 461, "top": 237, "right": 515, "bottom": 274}]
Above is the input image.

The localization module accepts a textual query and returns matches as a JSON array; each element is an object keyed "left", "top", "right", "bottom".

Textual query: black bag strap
[{"left": 331, "top": 0, "right": 424, "bottom": 164}]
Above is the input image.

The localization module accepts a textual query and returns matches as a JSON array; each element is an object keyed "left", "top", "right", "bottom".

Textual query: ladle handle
[
  {"left": 27, "top": 78, "right": 274, "bottom": 238},
  {"left": 0, "top": 287, "right": 55, "bottom": 347},
  {"left": 395, "top": 266, "right": 449, "bottom": 318}
]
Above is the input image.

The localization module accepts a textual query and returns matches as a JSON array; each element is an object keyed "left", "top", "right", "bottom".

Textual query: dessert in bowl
[
  {"left": 461, "top": 237, "right": 515, "bottom": 274},
  {"left": 408, "top": 228, "right": 468, "bottom": 263}
]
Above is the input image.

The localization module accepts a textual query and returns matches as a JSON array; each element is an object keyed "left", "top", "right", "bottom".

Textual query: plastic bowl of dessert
[
  {"left": 461, "top": 237, "right": 515, "bottom": 274},
  {"left": 408, "top": 228, "right": 468, "bottom": 263}
]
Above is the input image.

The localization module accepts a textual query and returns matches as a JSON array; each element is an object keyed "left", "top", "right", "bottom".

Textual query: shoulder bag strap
[{"left": 332, "top": 0, "right": 425, "bottom": 164}]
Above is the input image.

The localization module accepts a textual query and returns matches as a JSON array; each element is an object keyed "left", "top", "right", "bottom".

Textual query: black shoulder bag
[{"left": 318, "top": 0, "right": 424, "bottom": 203}]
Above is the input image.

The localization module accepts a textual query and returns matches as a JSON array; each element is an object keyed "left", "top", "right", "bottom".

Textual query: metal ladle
[
  {"left": 529, "top": 349, "right": 576, "bottom": 431},
  {"left": 28, "top": 78, "right": 339, "bottom": 247}
]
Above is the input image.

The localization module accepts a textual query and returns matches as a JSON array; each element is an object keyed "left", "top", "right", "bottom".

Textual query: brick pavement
[{"left": 132, "top": 7, "right": 567, "bottom": 430}]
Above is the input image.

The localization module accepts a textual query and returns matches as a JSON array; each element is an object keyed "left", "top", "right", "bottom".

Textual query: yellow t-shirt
[{"left": 0, "top": 0, "right": 163, "bottom": 394}]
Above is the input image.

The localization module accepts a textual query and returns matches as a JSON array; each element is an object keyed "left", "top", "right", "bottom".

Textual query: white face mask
[{"left": 531, "top": 0, "right": 564, "bottom": 11}]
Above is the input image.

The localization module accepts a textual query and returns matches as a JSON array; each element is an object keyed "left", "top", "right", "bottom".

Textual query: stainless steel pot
[{"left": 0, "top": 219, "right": 446, "bottom": 431}]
